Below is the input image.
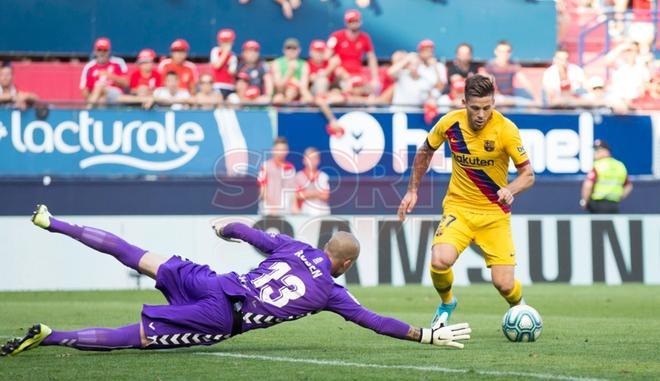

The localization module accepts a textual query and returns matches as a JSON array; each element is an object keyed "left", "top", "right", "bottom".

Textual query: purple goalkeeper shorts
[{"left": 141, "top": 256, "right": 239, "bottom": 348}]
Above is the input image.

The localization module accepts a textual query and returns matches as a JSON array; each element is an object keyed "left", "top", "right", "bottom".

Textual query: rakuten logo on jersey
[
  {"left": 453, "top": 154, "right": 495, "bottom": 168},
  {"left": 5, "top": 111, "right": 204, "bottom": 171}
]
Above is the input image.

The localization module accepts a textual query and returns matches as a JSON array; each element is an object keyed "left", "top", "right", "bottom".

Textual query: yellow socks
[
  {"left": 430, "top": 267, "right": 454, "bottom": 304},
  {"left": 500, "top": 279, "right": 523, "bottom": 306}
]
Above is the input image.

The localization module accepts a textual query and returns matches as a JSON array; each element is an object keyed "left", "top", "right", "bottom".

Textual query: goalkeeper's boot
[
  {"left": 0, "top": 324, "right": 52, "bottom": 357},
  {"left": 431, "top": 298, "right": 457, "bottom": 328},
  {"left": 31, "top": 204, "right": 52, "bottom": 229}
]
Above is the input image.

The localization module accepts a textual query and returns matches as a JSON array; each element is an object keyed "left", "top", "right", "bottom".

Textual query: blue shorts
[{"left": 141, "top": 256, "right": 238, "bottom": 348}]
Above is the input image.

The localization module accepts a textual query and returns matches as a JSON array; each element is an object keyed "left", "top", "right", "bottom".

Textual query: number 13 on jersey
[{"left": 251, "top": 262, "right": 306, "bottom": 308}]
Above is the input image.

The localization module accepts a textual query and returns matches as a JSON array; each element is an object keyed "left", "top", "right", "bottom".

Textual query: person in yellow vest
[{"left": 580, "top": 139, "right": 633, "bottom": 213}]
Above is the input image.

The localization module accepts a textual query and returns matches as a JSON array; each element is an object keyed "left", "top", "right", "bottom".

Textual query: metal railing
[{"left": 578, "top": 8, "right": 659, "bottom": 67}]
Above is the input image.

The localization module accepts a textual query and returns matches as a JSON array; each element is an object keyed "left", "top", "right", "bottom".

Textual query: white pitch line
[{"left": 196, "top": 352, "right": 608, "bottom": 381}]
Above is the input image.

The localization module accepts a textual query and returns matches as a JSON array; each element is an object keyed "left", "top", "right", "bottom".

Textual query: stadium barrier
[
  {"left": 1, "top": 108, "right": 658, "bottom": 177},
  {"left": 0, "top": 109, "right": 273, "bottom": 176},
  {"left": 1, "top": 214, "right": 658, "bottom": 291},
  {"left": 278, "top": 110, "right": 658, "bottom": 177}
]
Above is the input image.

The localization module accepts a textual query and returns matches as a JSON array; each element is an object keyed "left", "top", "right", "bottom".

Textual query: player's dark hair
[
  {"left": 274, "top": 137, "right": 288, "bottom": 146},
  {"left": 166, "top": 70, "right": 178, "bottom": 77},
  {"left": 497, "top": 40, "right": 512, "bottom": 48},
  {"left": 465, "top": 74, "right": 494, "bottom": 100}
]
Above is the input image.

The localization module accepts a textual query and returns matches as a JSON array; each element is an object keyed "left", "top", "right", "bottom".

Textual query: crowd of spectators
[{"left": 1, "top": 7, "right": 658, "bottom": 114}]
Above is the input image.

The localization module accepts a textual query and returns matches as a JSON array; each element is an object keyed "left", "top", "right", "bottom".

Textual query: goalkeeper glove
[
  {"left": 419, "top": 322, "right": 471, "bottom": 349},
  {"left": 212, "top": 224, "right": 241, "bottom": 243}
]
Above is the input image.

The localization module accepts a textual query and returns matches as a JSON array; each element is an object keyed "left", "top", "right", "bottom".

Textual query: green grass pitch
[{"left": 1, "top": 285, "right": 659, "bottom": 381}]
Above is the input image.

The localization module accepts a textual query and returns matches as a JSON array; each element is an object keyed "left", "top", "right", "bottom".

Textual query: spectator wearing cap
[
  {"left": 308, "top": 40, "right": 331, "bottom": 96},
  {"left": 446, "top": 43, "right": 481, "bottom": 85},
  {"left": 193, "top": 73, "right": 223, "bottom": 110},
  {"left": 437, "top": 76, "right": 466, "bottom": 109},
  {"left": 294, "top": 147, "right": 331, "bottom": 216},
  {"left": 210, "top": 29, "right": 238, "bottom": 98},
  {"left": 152, "top": 71, "right": 192, "bottom": 110},
  {"left": 158, "top": 38, "right": 199, "bottom": 95},
  {"left": 0, "top": 64, "right": 39, "bottom": 110},
  {"left": 326, "top": 9, "right": 380, "bottom": 95},
  {"left": 129, "top": 49, "right": 161, "bottom": 96},
  {"left": 417, "top": 39, "right": 448, "bottom": 99},
  {"left": 307, "top": 40, "right": 346, "bottom": 97},
  {"left": 581, "top": 76, "right": 608, "bottom": 108},
  {"left": 80, "top": 37, "right": 128, "bottom": 106},
  {"left": 542, "top": 48, "right": 585, "bottom": 107},
  {"left": 580, "top": 139, "right": 632, "bottom": 214},
  {"left": 236, "top": 40, "right": 273, "bottom": 103},
  {"left": 579, "top": 76, "right": 627, "bottom": 113},
  {"left": 483, "top": 40, "right": 540, "bottom": 106},
  {"left": 271, "top": 38, "right": 312, "bottom": 104}
]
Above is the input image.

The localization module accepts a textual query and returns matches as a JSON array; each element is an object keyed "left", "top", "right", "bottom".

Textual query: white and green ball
[{"left": 502, "top": 305, "right": 543, "bottom": 342}]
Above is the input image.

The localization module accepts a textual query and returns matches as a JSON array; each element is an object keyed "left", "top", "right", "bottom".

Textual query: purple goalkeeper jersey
[{"left": 217, "top": 223, "right": 410, "bottom": 340}]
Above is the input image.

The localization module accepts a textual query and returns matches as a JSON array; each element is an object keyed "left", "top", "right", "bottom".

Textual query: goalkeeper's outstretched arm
[{"left": 325, "top": 287, "right": 470, "bottom": 349}]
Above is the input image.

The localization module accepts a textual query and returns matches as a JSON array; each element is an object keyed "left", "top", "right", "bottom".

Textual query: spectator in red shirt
[
  {"left": 235, "top": 40, "right": 273, "bottom": 103},
  {"left": 326, "top": 9, "right": 379, "bottom": 95},
  {"left": 210, "top": 29, "right": 238, "bottom": 98},
  {"left": 158, "top": 39, "right": 199, "bottom": 95},
  {"left": 307, "top": 40, "right": 346, "bottom": 98},
  {"left": 129, "top": 49, "right": 161, "bottom": 96},
  {"left": 0, "top": 64, "right": 39, "bottom": 110},
  {"left": 80, "top": 37, "right": 128, "bottom": 106}
]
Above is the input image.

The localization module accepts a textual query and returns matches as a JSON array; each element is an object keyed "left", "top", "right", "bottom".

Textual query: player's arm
[
  {"left": 498, "top": 122, "right": 535, "bottom": 205},
  {"left": 212, "top": 222, "right": 289, "bottom": 253},
  {"left": 398, "top": 117, "right": 446, "bottom": 221},
  {"left": 325, "top": 287, "right": 470, "bottom": 348},
  {"left": 498, "top": 163, "right": 534, "bottom": 205}
]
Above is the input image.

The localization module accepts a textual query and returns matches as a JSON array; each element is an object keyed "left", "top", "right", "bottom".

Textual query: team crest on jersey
[{"left": 484, "top": 140, "right": 495, "bottom": 152}]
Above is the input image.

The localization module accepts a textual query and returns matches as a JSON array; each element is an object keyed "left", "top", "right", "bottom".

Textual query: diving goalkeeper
[{"left": 2, "top": 205, "right": 470, "bottom": 357}]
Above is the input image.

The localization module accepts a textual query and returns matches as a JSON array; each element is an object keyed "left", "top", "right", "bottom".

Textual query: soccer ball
[{"left": 502, "top": 305, "right": 543, "bottom": 342}]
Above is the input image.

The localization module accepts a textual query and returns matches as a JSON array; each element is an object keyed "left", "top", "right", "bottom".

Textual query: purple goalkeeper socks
[
  {"left": 42, "top": 324, "right": 142, "bottom": 351},
  {"left": 47, "top": 217, "right": 147, "bottom": 271}
]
